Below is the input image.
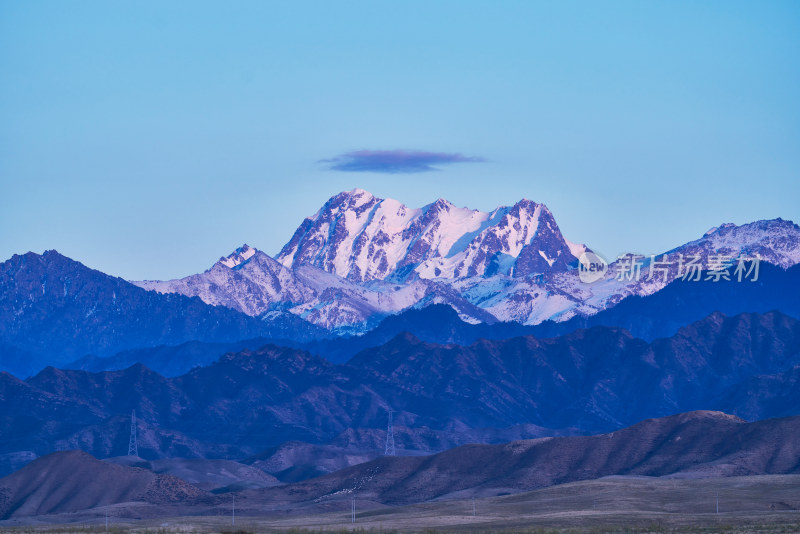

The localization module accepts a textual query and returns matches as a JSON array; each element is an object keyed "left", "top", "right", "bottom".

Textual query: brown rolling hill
[
  {"left": 0, "top": 450, "right": 213, "bottom": 520},
  {"left": 247, "top": 411, "right": 800, "bottom": 506},
  {"left": 1, "top": 411, "right": 799, "bottom": 521},
  {"left": 105, "top": 456, "right": 280, "bottom": 492},
  {"left": 245, "top": 424, "right": 563, "bottom": 483}
]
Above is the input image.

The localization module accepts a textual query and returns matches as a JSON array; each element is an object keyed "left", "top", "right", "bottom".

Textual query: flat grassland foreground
[{"left": 1, "top": 475, "right": 799, "bottom": 533}]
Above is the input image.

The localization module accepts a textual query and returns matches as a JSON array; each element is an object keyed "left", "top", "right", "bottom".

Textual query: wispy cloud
[{"left": 320, "top": 149, "right": 486, "bottom": 173}]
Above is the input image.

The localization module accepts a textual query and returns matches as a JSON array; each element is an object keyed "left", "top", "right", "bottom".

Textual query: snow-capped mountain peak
[
  {"left": 218, "top": 244, "right": 257, "bottom": 269},
  {"left": 673, "top": 218, "right": 800, "bottom": 269},
  {"left": 276, "top": 190, "right": 585, "bottom": 282}
]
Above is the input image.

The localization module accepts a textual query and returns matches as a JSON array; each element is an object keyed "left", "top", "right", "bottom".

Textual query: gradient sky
[{"left": 1, "top": 1, "right": 798, "bottom": 280}]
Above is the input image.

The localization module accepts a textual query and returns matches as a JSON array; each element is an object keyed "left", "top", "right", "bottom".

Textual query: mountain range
[
  {"left": 16, "top": 259, "right": 800, "bottom": 377},
  {"left": 1, "top": 188, "right": 800, "bottom": 526},
  {"left": 2, "top": 310, "right": 799, "bottom": 475},
  {"left": 133, "top": 189, "right": 800, "bottom": 330},
  {"left": 3, "top": 189, "right": 799, "bottom": 378}
]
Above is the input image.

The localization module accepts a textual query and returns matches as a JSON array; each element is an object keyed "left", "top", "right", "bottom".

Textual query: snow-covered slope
[
  {"left": 276, "top": 189, "right": 586, "bottom": 282},
  {"left": 136, "top": 245, "right": 313, "bottom": 316},
  {"left": 674, "top": 219, "right": 800, "bottom": 269},
  {"left": 135, "top": 245, "right": 433, "bottom": 331},
  {"left": 133, "top": 191, "right": 800, "bottom": 330},
  {"left": 416, "top": 199, "right": 585, "bottom": 279},
  {"left": 487, "top": 217, "right": 800, "bottom": 325}
]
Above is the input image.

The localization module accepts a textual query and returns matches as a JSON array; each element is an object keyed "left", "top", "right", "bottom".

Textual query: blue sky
[{"left": 1, "top": 0, "right": 798, "bottom": 280}]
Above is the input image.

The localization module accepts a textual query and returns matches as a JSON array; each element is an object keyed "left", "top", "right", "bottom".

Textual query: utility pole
[
  {"left": 351, "top": 496, "right": 356, "bottom": 523},
  {"left": 716, "top": 491, "right": 719, "bottom": 514},
  {"left": 232, "top": 494, "right": 235, "bottom": 526},
  {"left": 127, "top": 410, "right": 138, "bottom": 457},
  {"left": 472, "top": 497, "right": 476, "bottom": 517}
]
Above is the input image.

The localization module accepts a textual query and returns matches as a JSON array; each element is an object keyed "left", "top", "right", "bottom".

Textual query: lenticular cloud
[{"left": 320, "top": 149, "right": 485, "bottom": 173}]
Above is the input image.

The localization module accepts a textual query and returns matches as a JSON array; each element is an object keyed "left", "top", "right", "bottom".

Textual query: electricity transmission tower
[
  {"left": 384, "top": 408, "right": 396, "bottom": 456},
  {"left": 127, "top": 409, "right": 138, "bottom": 457}
]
